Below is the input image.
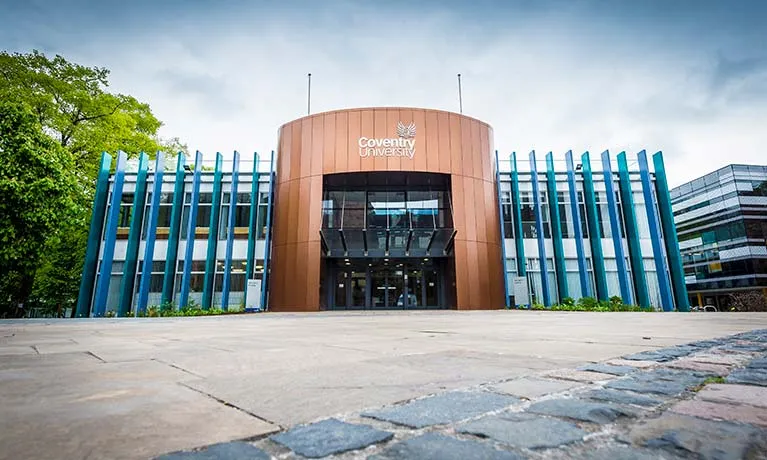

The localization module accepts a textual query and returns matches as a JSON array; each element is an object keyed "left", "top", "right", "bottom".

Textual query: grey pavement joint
[
  {"left": 458, "top": 412, "right": 587, "bottom": 449},
  {"left": 362, "top": 391, "right": 520, "bottom": 428},
  {"left": 270, "top": 418, "right": 392, "bottom": 458}
]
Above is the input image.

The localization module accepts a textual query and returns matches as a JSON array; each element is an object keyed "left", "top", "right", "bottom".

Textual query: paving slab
[
  {"left": 605, "top": 368, "right": 709, "bottom": 396},
  {"left": 622, "top": 346, "right": 698, "bottom": 362},
  {"left": 270, "top": 418, "right": 392, "bottom": 458},
  {"left": 362, "top": 391, "right": 520, "bottom": 428},
  {"left": 726, "top": 368, "right": 767, "bottom": 386},
  {"left": 544, "top": 369, "right": 616, "bottom": 383},
  {"left": 606, "top": 358, "right": 657, "bottom": 368},
  {"left": 526, "top": 398, "right": 638, "bottom": 424},
  {"left": 1, "top": 312, "right": 766, "bottom": 459},
  {"left": 681, "top": 353, "right": 751, "bottom": 367},
  {"left": 665, "top": 358, "right": 731, "bottom": 375},
  {"left": 697, "top": 383, "right": 767, "bottom": 408},
  {"left": 552, "top": 444, "right": 685, "bottom": 460},
  {"left": 578, "top": 363, "right": 637, "bottom": 375},
  {"left": 458, "top": 412, "right": 587, "bottom": 449},
  {"left": 155, "top": 442, "right": 270, "bottom": 460},
  {"left": 488, "top": 377, "right": 580, "bottom": 399},
  {"left": 583, "top": 389, "right": 665, "bottom": 407},
  {"left": 670, "top": 399, "right": 767, "bottom": 427},
  {"left": 628, "top": 413, "right": 767, "bottom": 460},
  {"left": 369, "top": 433, "right": 522, "bottom": 460}
]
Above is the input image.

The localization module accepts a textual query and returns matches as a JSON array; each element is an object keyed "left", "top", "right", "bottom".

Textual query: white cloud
[{"left": 48, "top": 2, "right": 767, "bottom": 186}]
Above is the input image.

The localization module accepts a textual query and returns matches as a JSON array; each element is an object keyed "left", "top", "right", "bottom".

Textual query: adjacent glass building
[
  {"left": 671, "top": 164, "right": 767, "bottom": 308},
  {"left": 76, "top": 107, "right": 689, "bottom": 316}
]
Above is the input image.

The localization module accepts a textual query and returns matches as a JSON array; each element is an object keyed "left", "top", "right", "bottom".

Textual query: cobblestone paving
[{"left": 157, "top": 329, "right": 767, "bottom": 459}]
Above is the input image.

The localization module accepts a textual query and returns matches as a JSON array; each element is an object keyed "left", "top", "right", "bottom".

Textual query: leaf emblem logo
[{"left": 396, "top": 121, "right": 417, "bottom": 139}]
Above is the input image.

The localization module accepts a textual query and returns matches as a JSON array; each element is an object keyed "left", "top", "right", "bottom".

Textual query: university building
[
  {"left": 75, "top": 107, "right": 689, "bottom": 316},
  {"left": 671, "top": 164, "right": 767, "bottom": 309}
]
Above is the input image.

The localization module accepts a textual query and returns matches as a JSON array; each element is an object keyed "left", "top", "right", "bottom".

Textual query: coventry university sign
[{"left": 358, "top": 122, "right": 416, "bottom": 159}]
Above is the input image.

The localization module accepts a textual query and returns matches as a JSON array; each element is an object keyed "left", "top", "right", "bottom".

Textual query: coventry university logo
[
  {"left": 358, "top": 121, "right": 416, "bottom": 159},
  {"left": 396, "top": 121, "right": 417, "bottom": 139}
]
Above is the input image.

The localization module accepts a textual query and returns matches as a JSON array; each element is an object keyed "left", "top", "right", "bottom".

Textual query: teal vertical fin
[
  {"left": 510, "top": 152, "right": 526, "bottom": 277},
  {"left": 161, "top": 154, "right": 186, "bottom": 305},
  {"left": 117, "top": 152, "right": 149, "bottom": 316},
  {"left": 245, "top": 152, "right": 260, "bottom": 280},
  {"left": 581, "top": 152, "right": 609, "bottom": 300},
  {"left": 75, "top": 152, "right": 112, "bottom": 317},
  {"left": 652, "top": 151, "right": 690, "bottom": 312},
  {"left": 202, "top": 152, "right": 224, "bottom": 309},
  {"left": 546, "top": 152, "right": 568, "bottom": 301},
  {"left": 617, "top": 152, "right": 650, "bottom": 308}
]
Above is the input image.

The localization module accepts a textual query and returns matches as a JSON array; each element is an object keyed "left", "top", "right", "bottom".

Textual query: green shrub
[
  {"left": 561, "top": 297, "right": 575, "bottom": 307},
  {"left": 577, "top": 296, "right": 599, "bottom": 311},
  {"left": 531, "top": 303, "right": 547, "bottom": 310}
]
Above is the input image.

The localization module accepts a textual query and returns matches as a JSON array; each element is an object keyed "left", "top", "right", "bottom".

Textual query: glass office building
[
  {"left": 671, "top": 164, "right": 767, "bottom": 308},
  {"left": 76, "top": 107, "right": 689, "bottom": 316}
]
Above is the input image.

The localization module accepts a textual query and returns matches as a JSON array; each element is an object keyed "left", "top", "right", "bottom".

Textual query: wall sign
[{"left": 358, "top": 122, "right": 416, "bottom": 159}]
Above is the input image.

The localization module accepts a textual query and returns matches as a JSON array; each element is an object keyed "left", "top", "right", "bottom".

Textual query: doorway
[{"left": 326, "top": 258, "right": 446, "bottom": 310}]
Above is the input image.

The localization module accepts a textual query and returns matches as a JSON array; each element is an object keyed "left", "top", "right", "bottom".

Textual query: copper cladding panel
[{"left": 271, "top": 107, "right": 502, "bottom": 311}]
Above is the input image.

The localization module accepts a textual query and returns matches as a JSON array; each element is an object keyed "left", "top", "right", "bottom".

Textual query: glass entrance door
[{"left": 328, "top": 258, "right": 446, "bottom": 310}]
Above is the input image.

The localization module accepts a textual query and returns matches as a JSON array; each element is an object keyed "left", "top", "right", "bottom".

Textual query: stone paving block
[
  {"left": 698, "top": 383, "right": 767, "bottom": 408},
  {"left": 606, "top": 359, "right": 657, "bottom": 369},
  {"left": 665, "top": 358, "right": 731, "bottom": 375},
  {"left": 544, "top": 369, "right": 615, "bottom": 383},
  {"left": 362, "top": 391, "right": 520, "bottom": 428},
  {"left": 270, "top": 418, "right": 392, "bottom": 458},
  {"left": 488, "top": 377, "right": 579, "bottom": 399},
  {"left": 622, "top": 346, "right": 697, "bottom": 362},
  {"left": 735, "top": 329, "right": 767, "bottom": 342},
  {"left": 368, "top": 433, "right": 522, "bottom": 460},
  {"left": 670, "top": 399, "right": 767, "bottom": 427},
  {"left": 561, "top": 444, "right": 685, "bottom": 460},
  {"left": 526, "top": 398, "right": 637, "bottom": 424},
  {"left": 605, "top": 377, "right": 688, "bottom": 396},
  {"left": 578, "top": 363, "right": 637, "bottom": 376},
  {"left": 748, "top": 357, "right": 767, "bottom": 369},
  {"left": 726, "top": 368, "right": 767, "bottom": 387},
  {"left": 686, "top": 339, "right": 727, "bottom": 349},
  {"left": 155, "top": 442, "right": 270, "bottom": 460},
  {"left": 629, "top": 413, "right": 767, "bottom": 460},
  {"left": 584, "top": 389, "right": 664, "bottom": 407},
  {"left": 682, "top": 353, "right": 751, "bottom": 367},
  {"left": 722, "top": 342, "right": 767, "bottom": 353},
  {"left": 605, "top": 368, "right": 709, "bottom": 396},
  {"left": 458, "top": 412, "right": 586, "bottom": 449}
]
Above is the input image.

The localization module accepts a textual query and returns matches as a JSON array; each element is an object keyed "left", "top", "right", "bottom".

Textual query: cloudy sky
[{"left": 2, "top": 0, "right": 766, "bottom": 186}]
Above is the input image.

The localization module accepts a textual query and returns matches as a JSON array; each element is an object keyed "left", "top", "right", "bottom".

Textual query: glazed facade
[
  {"left": 76, "top": 107, "right": 689, "bottom": 316},
  {"left": 671, "top": 164, "right": 767, "bottom": 308}
]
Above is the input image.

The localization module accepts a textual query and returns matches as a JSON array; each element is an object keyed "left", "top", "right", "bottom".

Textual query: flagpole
[
  {"left": 307, "top": 73, "right": 312, "bottom": 115},
  {"left": 457, "top": 73, "right": 463, "bottom": 114}
]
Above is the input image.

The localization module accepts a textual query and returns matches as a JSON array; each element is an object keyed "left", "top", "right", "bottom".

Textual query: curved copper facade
[{"left": 269, "top": 107, "right": 503, "bottom": 311}]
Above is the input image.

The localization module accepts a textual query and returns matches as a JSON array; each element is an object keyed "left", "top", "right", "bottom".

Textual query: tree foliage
[
  {"left": 0, "top": 50, "right": 185, "bottom": 315},
  {"left": 0, "top": 50, "right": 185, "bottom": 179},
  {"left": 0, "top": 102, "right": 78, "bottom": 312}
]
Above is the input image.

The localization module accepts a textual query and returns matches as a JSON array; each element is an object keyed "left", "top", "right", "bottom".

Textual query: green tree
[
  {"left": 0, "top": 50, "right": 185, "bottom": 315},
  {"left": 0, "top": 50, "right": 185, "bottom": 179},
  {"left": 0, "top": 102, "right": 78, "bottom": 314}
]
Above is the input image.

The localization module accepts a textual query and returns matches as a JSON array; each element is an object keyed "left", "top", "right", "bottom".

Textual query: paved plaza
[{"left": 1, "top": 311, "right": 767, "bottom": 459}]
